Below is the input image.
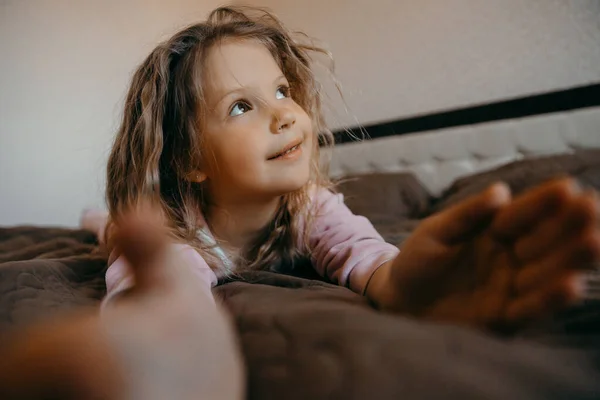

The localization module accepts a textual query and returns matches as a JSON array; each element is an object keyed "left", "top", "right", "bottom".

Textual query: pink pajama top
[{"left": 102, "top": 188, "right": 399, "bottom": 306}]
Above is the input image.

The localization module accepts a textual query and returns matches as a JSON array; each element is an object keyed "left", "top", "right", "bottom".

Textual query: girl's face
[{"left": 199, "top": 39, "right": 314, "bottom": 204}]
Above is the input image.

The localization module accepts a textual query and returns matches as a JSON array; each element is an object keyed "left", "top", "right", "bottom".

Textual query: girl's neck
[{"left": 205, "top": 194, "right": 281, "bottom": 250}]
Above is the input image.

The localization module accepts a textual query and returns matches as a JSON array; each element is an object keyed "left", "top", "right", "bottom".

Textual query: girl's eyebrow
[
  {"left": 214, "top": 88, "right": 244, "bottom": 108},
  {"left": 213, "top": 75, "right": 287, "bottom": 107}
]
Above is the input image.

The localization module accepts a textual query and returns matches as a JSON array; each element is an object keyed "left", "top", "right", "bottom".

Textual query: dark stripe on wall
[{"left": 333, "top": 82, "right": 600, "bottom": 145}]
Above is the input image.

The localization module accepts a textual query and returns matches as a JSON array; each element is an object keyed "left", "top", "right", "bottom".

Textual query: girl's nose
[{"left": 270, "top": 106, "right": 296, "bottom": 133}]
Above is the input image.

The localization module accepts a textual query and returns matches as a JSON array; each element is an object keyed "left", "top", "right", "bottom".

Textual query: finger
[
  {"left": 113, "top": 209, "right": 171, "bottom": 293},
  {"left": 514, "top": 227, "right": 600, "bottom": 295},
  {"left": 476, "top": 261, "right": 513, "bottom": 327},
  {"left": 423, "top": 182, "right": 511, "bottom": 246},
  {"left": 492, "top": 178, "right": 581, "bottom": 242},
  {"left": 0, "top": 313, "right": 123, "bottom": 400},
  {"left": 504, "top": 273, "right": 581, "bottom": 325},
  {"left": 115, "top": 198, "right": 166, "bottom": 228},
  {"left": 513, "top": 190, "right": 599, "bottom": 264}
]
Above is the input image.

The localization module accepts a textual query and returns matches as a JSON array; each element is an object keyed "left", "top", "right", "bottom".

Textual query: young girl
[{"left": 85, "top": 5, "right": 600, "bottom": 330}]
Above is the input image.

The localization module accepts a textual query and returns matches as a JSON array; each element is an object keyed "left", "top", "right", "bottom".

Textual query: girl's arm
[
  {"left": 79, "top": 209, "right": 218, "bottom": 308},
  {"left": 103, "top": 244, "right": 218, "bottom": 308},
  {"left": 307, "top": 188, "right": 399, "bottom": 296}
]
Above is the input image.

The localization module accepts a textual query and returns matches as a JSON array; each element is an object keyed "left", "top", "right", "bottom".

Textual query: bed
[{"left": 1, "top": 101, "right": 600, "bottom": 399}]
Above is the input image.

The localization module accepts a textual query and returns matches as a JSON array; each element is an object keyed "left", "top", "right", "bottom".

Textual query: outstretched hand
[
  {"left": 367, "top": 178, "right": 600, "bottom": 331},
  {"left": 491, "top": 179, "right": 600, "bottom": 324},
  {"left": 0, "top": 207, "right": 244, "bottom": 400}
]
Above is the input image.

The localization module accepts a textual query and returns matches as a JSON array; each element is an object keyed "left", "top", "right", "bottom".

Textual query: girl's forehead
[{"left": 203, "top": 40, "right": 284, "bottom": 98}]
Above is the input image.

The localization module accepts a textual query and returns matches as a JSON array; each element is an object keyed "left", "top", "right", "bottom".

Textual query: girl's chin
[{"left": 268, "top": 176, "right": 311, "bottom": 197}]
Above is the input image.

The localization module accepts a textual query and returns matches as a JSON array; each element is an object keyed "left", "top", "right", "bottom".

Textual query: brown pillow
[
  {"left": 336, "top": 172, "right": 431, "bottom": 222},
  {"left": 432, "top": 148, "right": 600, "bottom": 213}
]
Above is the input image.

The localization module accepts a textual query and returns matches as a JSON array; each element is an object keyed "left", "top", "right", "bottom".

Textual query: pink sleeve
[
  {"left": 102, "top": 243, "right": 218, "bottom": 308},
  {"left": 308, "top": 188, "right": 400, "bottom": 295}
]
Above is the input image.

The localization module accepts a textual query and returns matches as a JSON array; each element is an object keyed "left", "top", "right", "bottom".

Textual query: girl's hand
[
  {"left": 491, "top": 179, "right": 600, "bottom": 324},
  {"left": 0, "top": 208, "right": 244, "bottom": 400},
  {"left": 367, "top": 179, "right": 599, "bottom": 331}
]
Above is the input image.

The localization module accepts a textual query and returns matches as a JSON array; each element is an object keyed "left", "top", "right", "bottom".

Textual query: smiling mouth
[{"left": 267, "top": 140, "right": 303, "bottom": 160}]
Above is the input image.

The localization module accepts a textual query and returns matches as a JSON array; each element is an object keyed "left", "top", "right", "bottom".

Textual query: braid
[{"left": 242, "top": 192, "right": 307, "bottom": 272}]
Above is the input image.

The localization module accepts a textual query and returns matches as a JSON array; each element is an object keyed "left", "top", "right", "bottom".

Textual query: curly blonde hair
[{"left": 105, "top": 6, "right": 335, "bottom": 275}]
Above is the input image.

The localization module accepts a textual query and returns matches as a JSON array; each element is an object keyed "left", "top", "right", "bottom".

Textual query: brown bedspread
[
  {"left": 0, "top": 227, "right": 106, "bottom": 330},
  {"left": 2, "top": 150, "right": 600, "bottom": 399}
]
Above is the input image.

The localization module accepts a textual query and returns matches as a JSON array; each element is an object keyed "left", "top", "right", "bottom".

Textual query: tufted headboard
[{"left": 325, "top": 105, "right": 600, "bottom": 196}]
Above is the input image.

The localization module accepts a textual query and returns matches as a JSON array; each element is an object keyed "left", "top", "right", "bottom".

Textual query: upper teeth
[{"left": 283, "top": 144, "right": 299, "bottom": 155}]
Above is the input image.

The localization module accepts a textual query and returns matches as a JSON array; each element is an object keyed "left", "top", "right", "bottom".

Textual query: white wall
[
  {"left": 247, "top": 0, "right": 600, "bottom": 129},
  {"left": 0, "top": 0, "right": 223, "bottom": 227}
]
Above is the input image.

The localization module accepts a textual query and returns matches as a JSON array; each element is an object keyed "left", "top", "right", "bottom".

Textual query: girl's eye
[
  {"left": 275, "top": 85, "right": 291, "bottom": 100},
  {"left": 229, "top": 101, "right": 251, "bottom": 117}
]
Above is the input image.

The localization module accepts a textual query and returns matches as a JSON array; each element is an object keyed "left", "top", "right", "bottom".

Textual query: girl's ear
[{"left": 187, "top": 170, "right": 208, "bottom": 183}]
